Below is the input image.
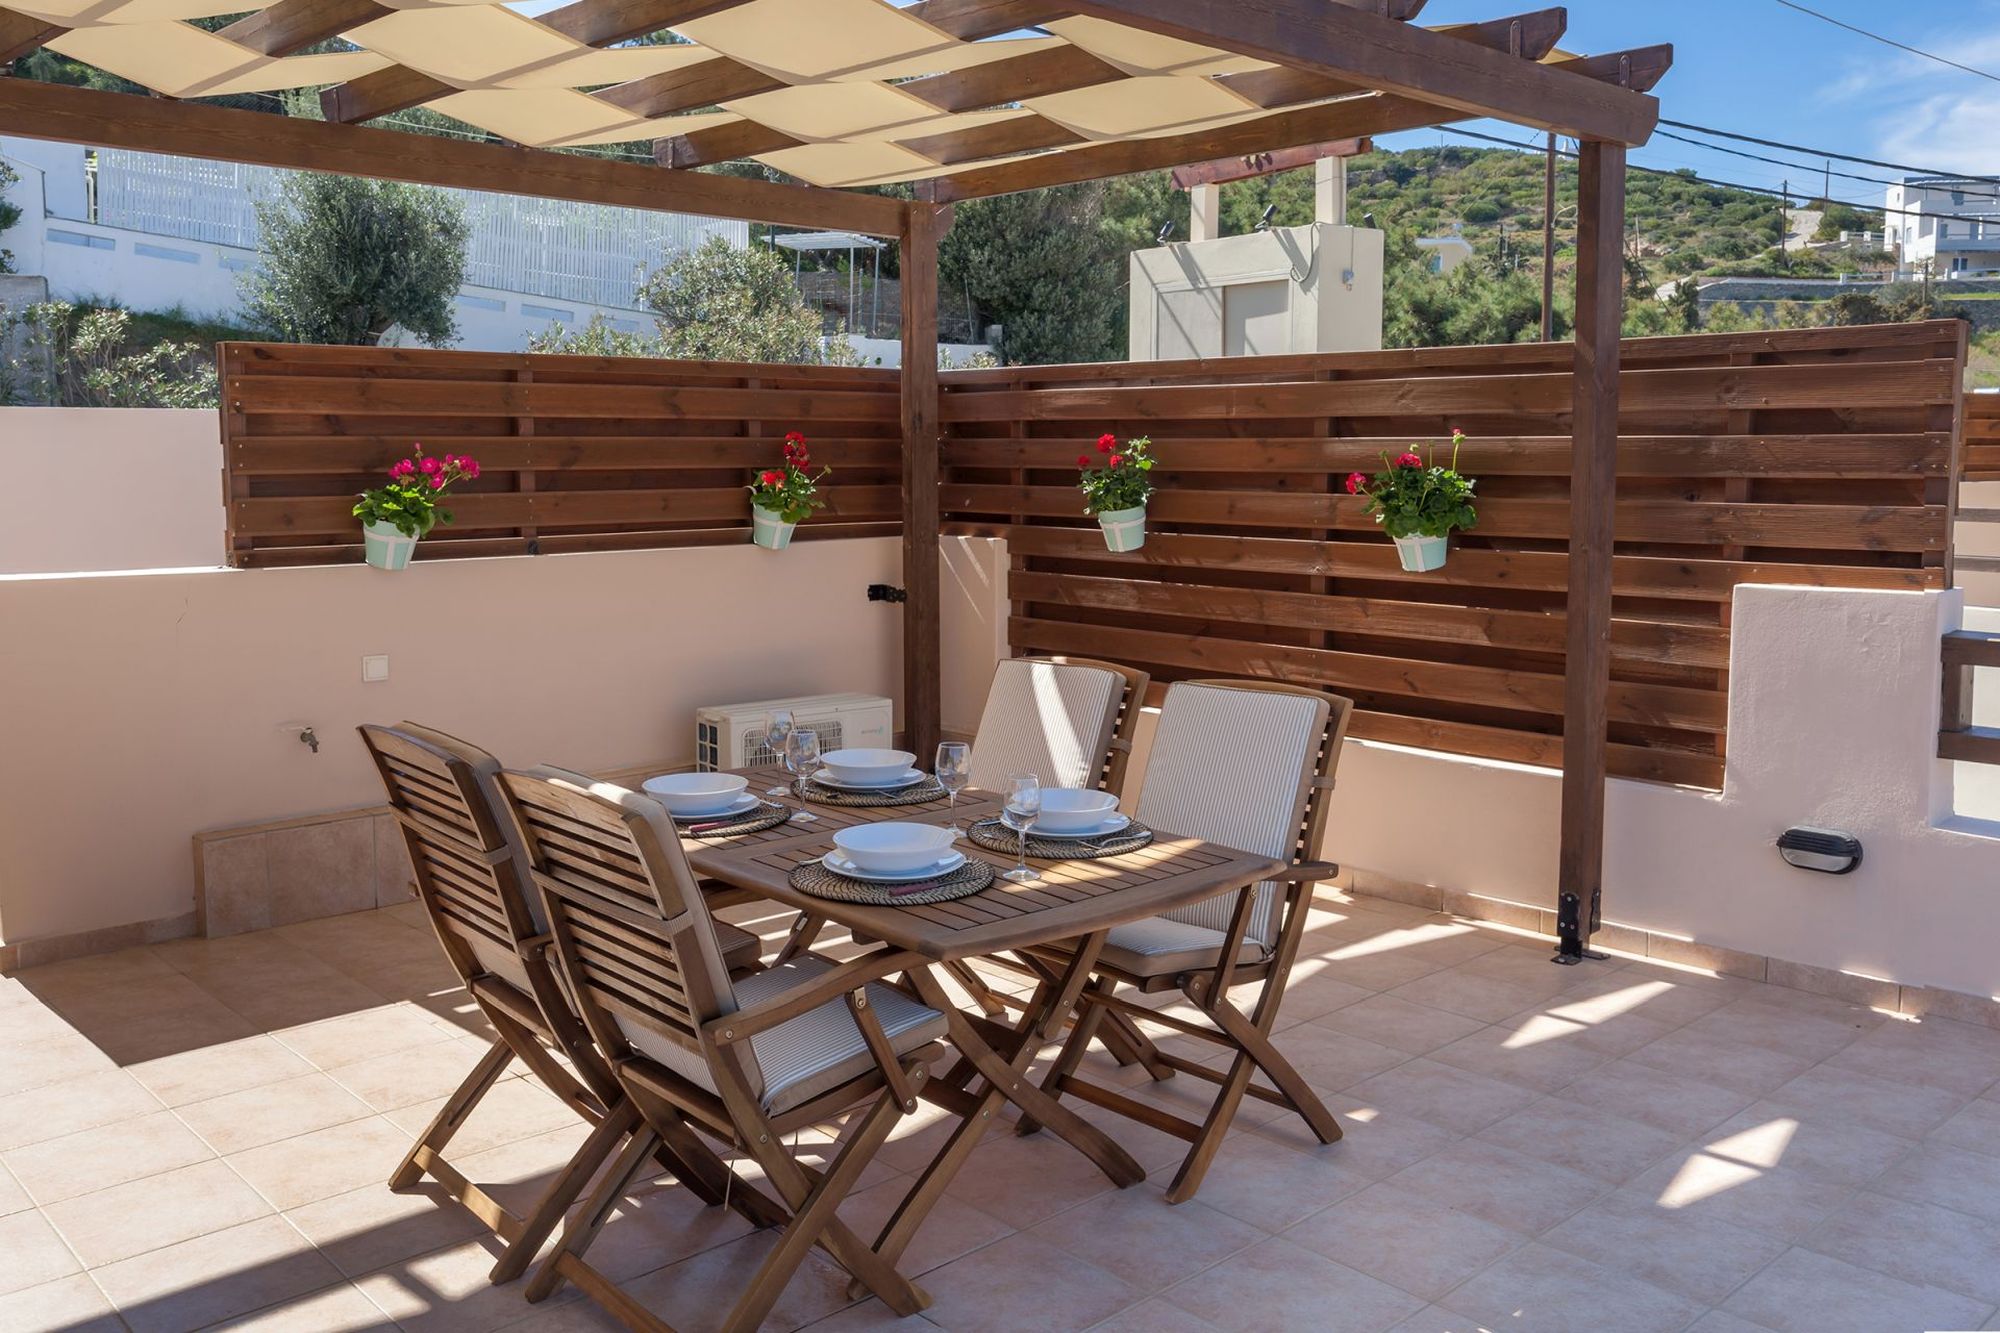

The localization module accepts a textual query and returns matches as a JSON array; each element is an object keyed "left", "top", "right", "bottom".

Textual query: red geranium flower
[
  {"left": 1395, "top": 452, "right": 1424, "bottom": 469},
  {"left": 1097, "top": 433, "right": 1116, "bottom": 453},
  {"left": 1344, "top": 471, "right": 1367, "bottom": 495},
  {"left": 760, "top": 470, "right": 783, "bottom": 486},
  {"left": 1108, "top": 453, "right": 1124, "bottom": 467},
  {"left": 1077, "top": 454, "right": 1092, "bottom": 468}
]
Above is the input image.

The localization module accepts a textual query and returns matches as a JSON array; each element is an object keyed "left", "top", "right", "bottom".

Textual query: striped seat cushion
[
  {"left": 618, "top": 957, "right": 945, "bottom": 1113},
  {"left": 1131, "top": 682, "right": 1324, "bottom": 950},
  {"left": 969, "top": 659, "right": 1121, "bottom": 794},
  {"left": 1099, "top": 916, "right": 1266, "bottom": 978}
]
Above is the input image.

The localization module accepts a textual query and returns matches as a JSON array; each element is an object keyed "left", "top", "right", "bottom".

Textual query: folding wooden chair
[
  {"left": 357, "top": 723, "right": 765, "bottom": 1282},
  {"left": 496, "top": 767, "right": 944, "bottom": 1333},
  {"left": 1019, "top": 679, "right": 1353, "bottom": 1203}
]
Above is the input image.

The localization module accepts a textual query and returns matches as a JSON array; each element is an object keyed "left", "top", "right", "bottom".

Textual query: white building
[
  {"left": 0, "top": 137, "right": 749, "bottom": 350},
  {"left": 1885, "top": 176, "right": 2000, "bottom": 279},
  {"left": 1414, "top": 233, "right": 1475, "bottom": 274}
]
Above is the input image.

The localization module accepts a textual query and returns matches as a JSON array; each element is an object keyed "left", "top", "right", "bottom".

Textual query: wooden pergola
[{"left": 0, "top": 0, "right": 1671, "bottom": 959}]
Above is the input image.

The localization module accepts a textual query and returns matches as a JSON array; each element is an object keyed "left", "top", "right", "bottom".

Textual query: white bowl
[
  {"left": 819, "top": 748, "right": 917, "bottom": 786},
  {"left": 1036, "top": 788, "right": 1121, "bottom": 833},
  {"left": 832, "top": 822, "right": 957, "bottom": 874},
  {"left": 642, "top": 772, "right": 748, "bottom": 817}
]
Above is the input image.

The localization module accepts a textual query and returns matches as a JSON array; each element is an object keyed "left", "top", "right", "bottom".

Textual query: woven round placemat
[
  {"left": 966, "top": 817, "right": 1154, "bottom": 860},
  {"left": 673, "top": 799, "right": 792, "bottom": 838},
  {"left": 796, "top": 776, "right": 946, "bottom": 808},
  {"left": 789, "top": 856, "right": 994, "bottom": 906}
]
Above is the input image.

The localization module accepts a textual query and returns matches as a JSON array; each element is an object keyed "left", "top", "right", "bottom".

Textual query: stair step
[{"left": 1940, "top": 726, "right": 2000, "bottom": 764}]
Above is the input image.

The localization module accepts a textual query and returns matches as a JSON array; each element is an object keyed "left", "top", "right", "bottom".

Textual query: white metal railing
[{"left": 87, "top": 149, "right": 747, "bottom": 309}]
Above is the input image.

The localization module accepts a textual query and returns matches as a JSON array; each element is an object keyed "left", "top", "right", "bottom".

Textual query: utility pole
[
  {"left": 1541, "top": 130, "right": 1557, "bottom": 341},
  {"left": 1781, "top": 178, "right": 1789, "bottom": 272}
]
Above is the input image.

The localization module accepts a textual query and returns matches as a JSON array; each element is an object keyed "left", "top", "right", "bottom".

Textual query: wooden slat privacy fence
[
  {"left": 218, "top": 343, "right": 903, "bottom": 567},
  {"left": 939, "top": 322, "right": 1967, "bottom": 789},
  {"left": 1967, "top": 392, "right": 2000, "bottom": 483}
]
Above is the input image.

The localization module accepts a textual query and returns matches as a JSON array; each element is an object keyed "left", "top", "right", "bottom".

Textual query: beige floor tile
[
  {"left": 1695, "top": 1103, "right": 1915, "bottom": 1188},
  {"left": 1163, "top": 1235, "right": 1425, "bottom": 1333},
  {"left": 1681, "top": 999, "right": 1874, "bottom": 1064},
  {"left": 1284, "top": 1180, "right": 1528, "bottom": 1302},
  {"left": 1343, "top": 1058, "right": 1542, "bottom": 1135},
  {"left": 1426, "top": 1020, "right": 1613, "bottom": 1094},
  {"left": 383, "top": 1077, "right": 579, "bottom": 1159},
  {"left": 1085, "top": 1296, "right": 1218, "bottom": 1332},
  {"left": 284, "top": 1180, "right": 489, "bottom": 1278},
  {"left": 0, "top": 1210, "right": 83, "bottom": 1295},
  {"left": 43, "top": 1157, "right": 273, "bottom": 1267},
  {"left": 1172, "top": 1130, "right": 1372, "bottom": 1232},
  {"left": 177, "top": 1072, "right": 376, "bottom": 1155},
  {"left": 275, "top": 1003, "right": 460, "bottom": 1072},
  {"left": 197, "top": 968, "right": 396, "bottom": 1034},
  {"left": 1555, "top": 1059, "right": 1755, "bottom": 1138},
  {"left": 1623, "top": 1027, "right": 1818, "bottom": 1098},
  {"left": 1874, "top": 1141, "right": 2000, "bottom": 1223},
  {"left": 1721, "top": 1246, "right": 1990, "bottom": 1333},
  {"left": 205, "top": 1279, "right": 397, "bottom": 1331},
  {"left": 836, "top": 1174, "right": 1011, "bottom": 1278},
  {"left": 1385, "top": 1140, "right": 1607, "bottom": 1235},
  {"left": 1270, "top": 966, "right": 1377, "bottom": 1023},
  {"left": 4, "top": 1108, "right": 216, "bottom": 1204},
  {"left": 587, "top": 1229, "right": 865, "bottom": 1333},
  {"left": 1309, "top": 994, "right": 1486, "bottom": 1056},
  {"left": 325, "top": 1039, "right": 494, "bottom": 1113},
  {"left": 1823, "top": 1021, "right": 2000, "bottom": 1098},
  {"left": 90, "top": 1214, "right": 343, "bottom": 1333},
  {"left": 547, "top": 1172, "right": 762, "bottom": 1285},
  {"left": 354, "top": 1235, "right": 571, "bottom": 1333},
  {"left": 1803, "top": 1189, "right": 2000, "bottom": 1305},
  {"left": 1226, "top": 1023, "right": 1409, "bottom": 1095},
  {"left": 938, "top": 1125, "right": 1119, "bottom": 1230},
  {"left": 1474, "top": 1097, "right": 1685, "bottom": 1186},
  {"left": 1624, "top": 1148, "right": 1854, "bottom": 1242},
  {"left": 1929, "top": 1096, "right": 2000, "bottom": 1158},
  {"left": 1027, "top": 1183, "right": 1266, "bottom": 1290},
  {"left": 1437, "top": 1243, "right": 1706, "bottom": 1333},
  {"left": 440, "top": 1121, "right": 598, "bottom": 1222},
  {"left": 1759, "top": 1064, "right": 1968, "bottom": 1140},
  {"left": 127, "top": 1035, "right": 317, "bottom": 1109},
  {"left": 1309, "top": 946, "right": 1456, "bottom": 995},
  {"left": 1384, "top": 968, "right": 1550, "bottom": 1025},
  {"left": 1539, "top": 1190, "right": 1788, "bottom": 1305},
  {"left": 0, "top": 1068, "right": 162, "bottom": 1151},
  {"left": 0, "top": 1273, "right": 122, "bottom": 1332},
  {"left": 1679, "top": 1312, "right": 1779, "bottom": 1333},
  {"left": 918, "top": 1230, "right": 1146, "bottom": 1333},
  {"left": 0, "top": 1033, "right": 119, "bottom": 1099},
  {"left": 0, "top": 1160, "right": 30, "bottom": 1215},
  {"left": 228, "top": 1115, "right": 416, "bottom": 1211}
]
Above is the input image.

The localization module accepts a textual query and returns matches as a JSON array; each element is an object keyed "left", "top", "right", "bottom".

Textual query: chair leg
[
  {"left": 772, "top": 912, "right": 827, "bottom": 965},
  {"left": 943, "top": 959, "right": 1009, "bottom": 1019},
  {"left": 1165, "top": 1047, "right": 1257, "bottom": 1205},
  {"left": 1102, "top": 1007, "right": 1176, "bottom": 1080},
  {"left": 1017, "top": 975, "right": 1115, "bottom": 1136},
  {"left": 525, "top": 1121, "right": 659, "bottom": 1303},
  {"left": 727, "top": 1088, "right": 929, "bottom": 1332},
  {"left": 1200, "top": 986, "right": 1342, "bottom": 1146},
  {"left": 491, "top": 1096, "right": 641, "bottom": 1283},
  {"left": 390, "top": 1035, "right": 513, "bottom": 1189}
]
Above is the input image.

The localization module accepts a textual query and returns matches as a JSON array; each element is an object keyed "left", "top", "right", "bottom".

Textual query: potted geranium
[
  {"left": 1078, "top": 432, "right": 1156, "bottom": 552},
  {"left": 1346, "top": 430, "right": 1478, "bottom": 572},
  {"left": 747, "top": 430, "right": 830, "bottom": 550},
  {"left": 352, "top": 445, "right": 480, "bottom": 570}
]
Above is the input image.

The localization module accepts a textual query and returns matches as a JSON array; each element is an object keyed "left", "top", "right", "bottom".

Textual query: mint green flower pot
[
  {"left": 363, "top": 520, "right": 417, "bottom": 571},
  {"left": 751, "top": 505, "right": 797, "bottom": 550},
  {"left": 1097, "top": 504, "right": 1148, "bottom": 553},
  {"left": 1393, "top": 533, "right": 1449, "bottom": 572}
]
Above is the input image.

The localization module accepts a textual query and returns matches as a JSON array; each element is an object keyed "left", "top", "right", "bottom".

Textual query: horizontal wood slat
[
  {"left": 1966, "top": 395, "right": 2000, "bottom": 481},
  {"left": 219, "top": 343, "right": 902, "bottom": 567},
  {"left": 944, "top": 321, "right": 1967, "bottom": 789}
]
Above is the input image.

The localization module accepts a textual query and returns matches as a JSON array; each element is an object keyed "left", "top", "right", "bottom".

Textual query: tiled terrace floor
[{"left": 5, "top": 894, "right": 2000, "bottom": 1333}]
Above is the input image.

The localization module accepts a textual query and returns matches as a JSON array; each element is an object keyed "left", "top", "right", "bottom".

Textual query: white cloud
[{"left": 1876, "top": 88, "right": 2000, "bottom": 173}]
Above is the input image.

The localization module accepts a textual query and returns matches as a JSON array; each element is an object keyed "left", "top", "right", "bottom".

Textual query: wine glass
[
  {"left": 784, "top": 728, "right": 821, "bottom": 824},
  {"left": 935, "top": 741, "right": 971, "bottom": 839},
  {"left": 762, "top": 710, "right": 794, "bottom": 795},
  {"left": 1000, "top": 772, "right": 1040, "bottom": 883}
]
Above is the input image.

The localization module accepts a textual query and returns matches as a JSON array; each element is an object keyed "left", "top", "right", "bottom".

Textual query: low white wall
[
  {"left": 0, "top": 539, "right": 905, "bottom": 946},
  {"left": 0, "top": 408, "right": 223, "bottom": 573}
]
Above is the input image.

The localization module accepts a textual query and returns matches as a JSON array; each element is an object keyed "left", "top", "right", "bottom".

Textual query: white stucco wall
[{"left": 1128, "top": 223, "right": 1384, "bottom": 361}]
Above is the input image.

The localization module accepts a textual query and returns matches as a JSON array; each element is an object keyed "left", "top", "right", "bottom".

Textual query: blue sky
[{"left": 1381, "top": 0, "right": 2000, "bottom": 206}]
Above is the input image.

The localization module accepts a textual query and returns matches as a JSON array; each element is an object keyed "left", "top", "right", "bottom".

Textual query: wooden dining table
[{"left": 675, "top": 764, "right": 1286, "bottom": 1277}]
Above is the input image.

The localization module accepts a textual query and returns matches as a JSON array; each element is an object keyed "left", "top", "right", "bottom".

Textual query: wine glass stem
[
  {"left": 1017, "top": 827, "right": 1028, "bottom": 876},
  {"left": 946, "top": 791, "right": 957, "bottom": 835}
]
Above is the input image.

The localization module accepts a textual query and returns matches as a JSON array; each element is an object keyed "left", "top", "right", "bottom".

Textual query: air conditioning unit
[{"left": 694, "top": 692, "right": 894, "bottom": 771}]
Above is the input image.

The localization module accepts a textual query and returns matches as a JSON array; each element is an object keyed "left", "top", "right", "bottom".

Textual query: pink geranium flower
[
  {"left": 1344, "top": 471, "right": 1367, "bottom": 495},
  {"left": 1395, "top": 452, "right": 1424, "bottom": 469}
]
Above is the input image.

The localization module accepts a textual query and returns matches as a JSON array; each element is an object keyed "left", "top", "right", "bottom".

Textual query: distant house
[
  {"left": 1886, "top": 177, "right": 2000, "bottom": 278},
  {"left": 1415, "top": 233, "right": 1474, "bottom": 274}
]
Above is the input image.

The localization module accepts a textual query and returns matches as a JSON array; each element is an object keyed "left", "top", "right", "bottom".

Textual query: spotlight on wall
[
  {"left": 1156, "top": 220, "right": 1176, "bottom": 244},
  {"left": 1361, "top": 211, "right": 1377, "bottom": 229},
  {"left": 1775, "top": 826, "right": 1863, "bottom": 875},
  {"left": 1255, "top": 203, "right": 1278, "bottom": 231}
]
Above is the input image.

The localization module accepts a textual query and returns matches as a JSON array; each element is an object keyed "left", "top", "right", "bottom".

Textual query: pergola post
[
  {"left": 1556, "top": 139, "right": 1626, "bottom": 963},
  {"left": 900, "top": 199, "right": 948, "bottom": 761}
]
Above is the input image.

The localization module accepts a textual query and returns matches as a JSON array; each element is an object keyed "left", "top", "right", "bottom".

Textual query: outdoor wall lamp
[{"left": 1775, "top": 826, "right": 1863, "bottom": 875}]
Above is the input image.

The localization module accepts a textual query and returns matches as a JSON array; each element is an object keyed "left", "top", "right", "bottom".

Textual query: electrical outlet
[{"left": 362, "top": 654, "right": 390, "bottom": 683}]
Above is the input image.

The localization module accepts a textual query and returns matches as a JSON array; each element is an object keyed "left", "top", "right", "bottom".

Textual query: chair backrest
[
  {"left": 1133, "top": 680, "right": 1353, "bottom": 947},
  {"left": 968, "top": 656, "right": 1149, "bottom": 794},
  {"left": 358, "top": 722, "right": 545, "bottom": 988},
  {"left": 492, "top": 767, "right": 757, "bottom": 1101}
]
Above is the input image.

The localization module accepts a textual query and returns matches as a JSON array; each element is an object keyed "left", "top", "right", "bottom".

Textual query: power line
[
  {"left": 1651, "top": 128, "right": 2000, "bottom": 206},
  {"left": 1770, "top": 0, "right": 2000, "bottom": 83},
  {"left": 1659, "top": 117, "right": 2000, "bottom": 190}
]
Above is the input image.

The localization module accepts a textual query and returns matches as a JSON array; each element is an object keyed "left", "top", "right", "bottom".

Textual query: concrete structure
[
  {"left": 1415, "top": 233, "right": 1475, "bottom": 273},
  {"left": 1128, "top": 154, "right": 1384, "bottom": 360},
  {"left": 1886, "top": 176, "right": 2000, "bottom": 278}
]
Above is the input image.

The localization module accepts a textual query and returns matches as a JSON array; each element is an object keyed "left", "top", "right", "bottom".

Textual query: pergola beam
[
  {"left": 598, "top": 54, "right": 784, "bottom": 118},
  {"left": 928, "top": 45, "right": 1667, "bottom": 201},
  {"left": 0, "top": 77, "right": 908, "bottom": 235},
  {"left": 902, "top": 0, "right": 1067, "bottom": 40},
  {"left": 0, "top": 9, "right": 61, "bottom": 65},
  {"left": 1169, "top": 137, "right": 1369, "bottom": 190},
  {"left": 217, "top": 0, "right": 391, "bottom": 58},
  {"left": 1060, "top": 0, "right": 1657, "bottom": 144}
]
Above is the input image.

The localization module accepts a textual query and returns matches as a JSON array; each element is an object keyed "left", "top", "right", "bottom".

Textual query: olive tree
[{"left": 243, "top": 172, "right": 468, "bottom": 346}]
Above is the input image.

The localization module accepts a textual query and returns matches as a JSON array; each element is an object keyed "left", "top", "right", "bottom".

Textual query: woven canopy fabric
[{"left": 9, "top": 0, "right": 1382, "bottom": 185}]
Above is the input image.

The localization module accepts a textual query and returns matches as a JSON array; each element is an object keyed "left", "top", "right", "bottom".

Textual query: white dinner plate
[
  {"left": 812, "top": 769, "right": 928, "bottom": 793},
  {"left": 820, "top": 850, "right": 967, "bottom": 883},
  {"left": 669, "top": 793, "right": 761, "bottom": 822},
  {"left": 1030, "top": 813, "right": 1132, "bottom": 840}
]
